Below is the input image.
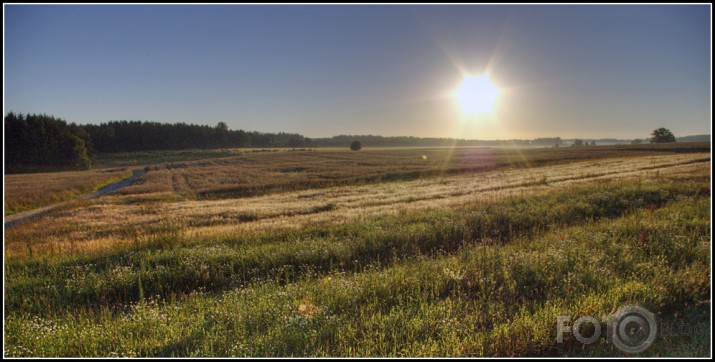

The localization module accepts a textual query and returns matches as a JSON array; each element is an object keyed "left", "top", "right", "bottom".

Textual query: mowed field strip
[{"left": 5, "top": 151, "right": 709, "bottom": 259}]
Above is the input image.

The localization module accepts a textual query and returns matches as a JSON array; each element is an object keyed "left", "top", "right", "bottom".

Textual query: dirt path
[{"left": 4, "top": 169, "right": 148, "bottom": 230}]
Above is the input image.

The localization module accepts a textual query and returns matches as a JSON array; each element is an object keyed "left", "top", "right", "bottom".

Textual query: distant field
[
  {"left": 3, "top": 143, "right": 711, "bottom": 357},
  {"left": 92, "top": 148, "right": 257, "bottom": 168},
  {"left": 4, "top": 168, "right": 134, "bottom": 216},
  {"left": 117, "top": 142, "right": 710, "bottom": 199},
  {"left": 91, "top": 141, "right": 710, "bottom": 167}
]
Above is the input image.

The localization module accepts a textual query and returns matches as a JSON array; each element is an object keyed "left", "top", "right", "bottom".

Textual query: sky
[{"left": 3, "top": 4, "right": 711, "bottom": 140}]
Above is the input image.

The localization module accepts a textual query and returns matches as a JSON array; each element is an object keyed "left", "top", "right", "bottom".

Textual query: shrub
[{"left": 350, "top": 140, "right": 362, "bottom": 151}]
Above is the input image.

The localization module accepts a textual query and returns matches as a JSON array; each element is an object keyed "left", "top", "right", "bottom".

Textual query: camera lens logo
[{"left": 608, "top": 305, "right": 658, "bottom": 354}]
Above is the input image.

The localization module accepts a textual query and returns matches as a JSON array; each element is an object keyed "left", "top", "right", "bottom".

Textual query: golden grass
[
  {"left": 5, "top": 152, "right": 708, "bottom": 260},
  {"left": 3, "top": 168, "right": 134, "bottom": 215},
  {"left": 116, "top": 143, "right": 711, "bottom": 199}
]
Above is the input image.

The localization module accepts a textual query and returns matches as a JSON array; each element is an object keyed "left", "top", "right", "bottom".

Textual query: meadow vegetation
[
  {"left": 114, "top": 143, "right": 709, "bottom": 199},
  {"left": 3, "top": 144, "right": 711, "bottom": 357},
  {"left": 4, "top": 168, "right": 133, "bottom": 216}
]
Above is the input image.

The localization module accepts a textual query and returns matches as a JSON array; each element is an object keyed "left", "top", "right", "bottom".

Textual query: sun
[{"left": 455, "top": 75, "right": 500, "bottom": 113}]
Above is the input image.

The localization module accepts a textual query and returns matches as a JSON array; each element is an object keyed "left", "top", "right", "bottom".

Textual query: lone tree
[
  {"left": 650, "top": 128, "right": 676, "bottom": 143},
  {"left": 350, "top": 140, "right": 362, "bottom": 151}
]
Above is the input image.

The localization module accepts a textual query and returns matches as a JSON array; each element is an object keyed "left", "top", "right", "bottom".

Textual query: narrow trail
[{"left": 4, "top": 169, "right": 148, "bottom": 230}]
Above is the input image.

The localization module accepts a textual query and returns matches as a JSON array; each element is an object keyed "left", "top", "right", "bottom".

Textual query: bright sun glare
[{"left": 456, "top": 75, "right": 500, "bottom": 114}]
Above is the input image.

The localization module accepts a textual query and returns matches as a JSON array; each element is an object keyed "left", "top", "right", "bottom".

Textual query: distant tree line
[
  {"left": 5, "top": 113, "right": 707, "bottom": 173},
  {"left": 4, "top": 115, "right": 314, "bottom": 172},
  {"left": 81, "top": 120, "right": 313, "bottom": 152},
  {"left": 309, "top": 135, "right": 534, "bottom": 148},
  {"left": 5, "top": 112, "right": 92, "bottom": 172},
  {"left": 531, "top": 137, "right": 563, "bottom": 147},
  {"left": 570, "top": 139, "right": 597, "bottom": 147},
  {"left": 675, "top": 134, "right": 709, "bottom": 143}
]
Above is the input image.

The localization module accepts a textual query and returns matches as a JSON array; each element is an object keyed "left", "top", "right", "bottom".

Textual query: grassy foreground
[{"left": 4, "top": 165, "right": 710, "bottom": 357}]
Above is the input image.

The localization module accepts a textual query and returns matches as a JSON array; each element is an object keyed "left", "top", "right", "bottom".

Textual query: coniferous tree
[{"left": 4, "top": 113, "right": 92, "bottom": 172}]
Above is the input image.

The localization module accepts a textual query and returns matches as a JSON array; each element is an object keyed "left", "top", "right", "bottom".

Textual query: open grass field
[
  {"left": 116, "top": 142, "right": 709, "bottom": 199},
  {"left": 4, "top": 168, "right": 134, "bottom": 216},
  {"left": 3, "top": 144, "right": 711, "bottom": 357}
]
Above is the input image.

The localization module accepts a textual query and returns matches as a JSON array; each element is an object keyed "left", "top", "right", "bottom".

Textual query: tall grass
[
  {"left": 114, "top": 144, "right": 711, "bottom": 199},
  {"left": 4, "top": 168, "right": 710, "bottom": 357},
  {"left": 5, "top": 175, "right": 703, "bottom": 315},
  {"left": 4, "top": 168, "right": 133, "bottom": 216},
  {"left": 5, "top": 151, "right": 708, "bottom": 261}
]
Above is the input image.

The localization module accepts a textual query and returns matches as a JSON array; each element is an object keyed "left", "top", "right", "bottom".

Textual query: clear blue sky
[{"left": 4, "top": 4, "right": 711, "bottom": 139}]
